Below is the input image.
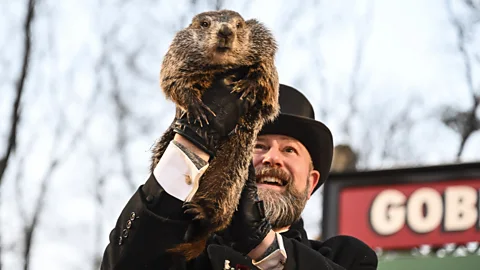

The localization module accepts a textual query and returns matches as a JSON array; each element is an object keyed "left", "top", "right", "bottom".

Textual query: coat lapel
[{"left": 280, "top": 218, "right": 311, "bottom": 247}]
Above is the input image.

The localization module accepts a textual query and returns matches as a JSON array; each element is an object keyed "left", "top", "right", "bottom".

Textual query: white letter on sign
[
  {"left": 370, "top": 189, "right": 406, "bottom": 235},
  {"left": 444, "top": 186, "right": 478, "bottom": 231},
  {"left": 407, "top": 187, "right": 443, "bottom": 233}
]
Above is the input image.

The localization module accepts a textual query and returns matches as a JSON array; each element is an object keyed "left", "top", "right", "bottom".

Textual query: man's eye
[
  {"left": 284, "top": 146, "right": 297, "bottom": 154},
  {"left": 254, "top": 144, "right": 266, "bottom": 150}
]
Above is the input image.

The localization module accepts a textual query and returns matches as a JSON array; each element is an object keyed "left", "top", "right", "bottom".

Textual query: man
[{"left": 101, "top": 83, "right": 378, "bottom": 269}]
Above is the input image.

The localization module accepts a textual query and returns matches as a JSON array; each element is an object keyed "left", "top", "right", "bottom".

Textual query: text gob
[{"left": 369, "top": 185, "right": 479, "bottom": 235}]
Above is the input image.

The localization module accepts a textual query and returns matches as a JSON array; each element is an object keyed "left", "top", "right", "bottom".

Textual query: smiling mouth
[{"left": 257, "top": 176, "right": 287, "bottom": 187}]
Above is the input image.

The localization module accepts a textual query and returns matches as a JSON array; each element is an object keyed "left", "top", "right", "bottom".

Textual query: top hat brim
[{"left": 259, "top": 112, "right": 333, "bottom": 194}]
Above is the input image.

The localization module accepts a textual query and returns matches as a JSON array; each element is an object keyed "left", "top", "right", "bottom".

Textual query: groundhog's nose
[{"left": 218, "top": 25, "right": 233, "bottom": 38}]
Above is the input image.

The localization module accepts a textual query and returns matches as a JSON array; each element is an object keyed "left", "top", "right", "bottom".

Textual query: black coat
[{"left": 101, "top": 174, "right": 378, "bottom": 269}]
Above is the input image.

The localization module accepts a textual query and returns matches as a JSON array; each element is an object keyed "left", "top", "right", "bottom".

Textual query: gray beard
[{"left": 257, "top": 181, "right": 310, "bottom": 230}]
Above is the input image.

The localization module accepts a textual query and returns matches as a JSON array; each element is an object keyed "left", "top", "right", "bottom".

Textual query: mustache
[{"left": 255, "top": 166, "right": 292, "bottom": 184}]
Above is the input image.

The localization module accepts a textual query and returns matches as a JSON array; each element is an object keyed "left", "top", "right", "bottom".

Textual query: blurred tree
[
  {"left": 442, "top": 0, "right": 480, "bottom": 160},
  {"left": 0, "top": 0, "right": 37, "bottom": 269},
  {"left": 331, "top": 144, "right": 358, "bottom": 172}
]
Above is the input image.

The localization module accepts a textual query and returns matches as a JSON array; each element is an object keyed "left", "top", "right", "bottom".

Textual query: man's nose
[{"left": 262, "top": 148, "right": 283, "bottom": 167}]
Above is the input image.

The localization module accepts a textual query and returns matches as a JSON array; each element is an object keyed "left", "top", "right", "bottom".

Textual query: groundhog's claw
[
  {"left": 183, "top": 202, "right": 208, "bottom": 221},
  {"left": 231, "top": 80, "right": 256, "bottom": 105},
  {"left": 186, "top": 99, "right": 216, "bottom": 127}
]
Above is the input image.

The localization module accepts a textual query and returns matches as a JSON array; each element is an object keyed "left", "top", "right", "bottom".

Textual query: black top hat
[{"left": 259, "top": 84, "right": 333, "bottom": 194}]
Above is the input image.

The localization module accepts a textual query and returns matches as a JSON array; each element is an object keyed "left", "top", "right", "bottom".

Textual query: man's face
[{"left": 252, "top": 134, "right": 320, "bottom": 230}]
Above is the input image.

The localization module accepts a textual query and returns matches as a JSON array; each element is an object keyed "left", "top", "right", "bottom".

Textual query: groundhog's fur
[{"left": 150, "top": 10, "right": 279, "bottom": 260}]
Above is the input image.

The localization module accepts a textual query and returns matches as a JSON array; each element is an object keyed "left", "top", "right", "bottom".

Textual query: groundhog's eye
[
  {"left": 236, "top": 22, "right": 242, "bottom": 28},
  {"left": 200, "top": 21, "right": 210, "bottom": 28}
]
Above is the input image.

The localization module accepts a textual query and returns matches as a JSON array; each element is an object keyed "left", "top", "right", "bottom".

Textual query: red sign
[{"left": 338, "top": 179, "right": 480, "bottom": 250}]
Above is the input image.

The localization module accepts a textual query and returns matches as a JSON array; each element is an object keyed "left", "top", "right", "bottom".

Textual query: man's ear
[{"left": 307, "top": 170, "right": 320, "bottom": 199}]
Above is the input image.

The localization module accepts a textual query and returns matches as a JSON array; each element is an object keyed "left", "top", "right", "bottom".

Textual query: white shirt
[{"left": 153, "top": 141, "right": 287, "bottom": 269}]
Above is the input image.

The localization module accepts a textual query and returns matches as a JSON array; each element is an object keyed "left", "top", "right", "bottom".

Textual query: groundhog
[{"left": 151, "top": 9, "right": 280, "bottom": 260}]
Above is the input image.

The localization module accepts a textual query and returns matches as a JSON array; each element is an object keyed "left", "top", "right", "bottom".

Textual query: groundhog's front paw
[
  {"left": 181, "top": 98, "right": 216, "bottom": 127},
  {"left": 231, "top": 80, "right": 257, "bottom": 105}
]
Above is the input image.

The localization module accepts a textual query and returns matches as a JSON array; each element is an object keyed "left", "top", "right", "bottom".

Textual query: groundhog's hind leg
[
  {"left": 167, "top": 238, "right": 208, "bottom": 261},
  {"left": 183, "top": 138, "right": 248, "bottom": 237}
]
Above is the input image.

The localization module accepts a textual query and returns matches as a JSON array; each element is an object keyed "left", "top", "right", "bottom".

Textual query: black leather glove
[
  {"left": 227, "top": 162, "right": 273, "bottom": 255},
  {"left": 173, "top": 76, "right": 247, "bottom": 160}
]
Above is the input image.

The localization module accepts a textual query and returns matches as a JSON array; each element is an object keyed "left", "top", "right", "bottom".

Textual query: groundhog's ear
[
  {"left": 245, "top": 19, "right": 259, "bottom": 25},
  {"left": 189, "top": 16, "right": 199, "bottom": 26}
]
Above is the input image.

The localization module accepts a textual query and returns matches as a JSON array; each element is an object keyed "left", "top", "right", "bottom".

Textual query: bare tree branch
[
  {"left": 380, "top": 99, "right": 418, "bottom": 162},
  {"left": 279, "top": 2, "right": 306, "bottom": 34},
  {"left": 444, "top": 0, "right": 480, "bottom": 159},
  {"left": 440, "top": 105, "right": 480, "bottom": 158},
  {"left": 307, "top": 4, "right": 328, "bottom": 120},
  {"left": 354, "top": 94, "right": 423, "bottom": 169},
  {"left": 18, "top": 49, "right": 103, "bottom": 268},
  {"left": 0, "top": 1, "right": 37, "bottom": 268},
  {"left": 446, "top": 0, "right": 475, "bottom": 98},
  {"left": 0, "top": 0, "right": 36, "bottom": 185},
  {"left": 341, "top": 0, "right": 374, "bottom": 138},
  {"left": 108, "top": 58, "right": 136, "bottom": 191},
  {"left": 22, "top": 161, "right": 58, "bottom": 270},
  {"left": 124, "top": 43, "right": 158, "bottom": 84},
  {"left": 285, "top": 3, "right": 327, "bottom": 119},
  {"left": 213, "top": 0, "right": 224, "bottom": 10},
  {"left": 13, "top": 137, "right": 37, "bottom": 224},
  {"left": 21, "top": 106, "right": 95, "bottom": 270},
  {"left": 93, "top": 172, "right": 107, "bottom": 270},
  {"left": 464, "top": 0, "right": 480, "bottom": 10}
]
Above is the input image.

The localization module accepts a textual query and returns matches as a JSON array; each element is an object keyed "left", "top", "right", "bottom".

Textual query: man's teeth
[{"left": 260, "top": 177, "right": 283, "bottom": 186}]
